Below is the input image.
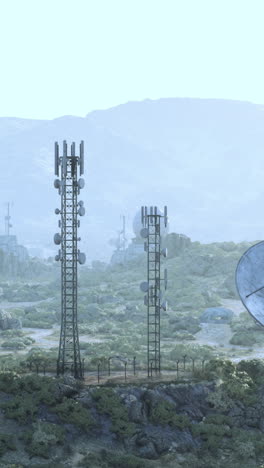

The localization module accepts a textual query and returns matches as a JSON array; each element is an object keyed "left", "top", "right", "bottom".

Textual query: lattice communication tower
[
  {"left": 140, "top": 206, "right": 168, "bottom": 377},
  {"left": 54, "top": 140, "right": 86, "bottom": 379}
]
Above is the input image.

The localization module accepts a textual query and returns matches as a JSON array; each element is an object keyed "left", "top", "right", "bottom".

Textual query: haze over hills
[{"left": 1, "top": 97, "right": 264, "bottom": 261}]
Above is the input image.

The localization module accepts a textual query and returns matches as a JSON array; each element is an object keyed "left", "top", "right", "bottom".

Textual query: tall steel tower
[
  {"left": 5, "top": 203, "right": 12, "bottom": 236},
  {"left": 140, "top": 206, "right": 168, "bottom": 377},
  {"left": 54, "top": 140, "right": 86, "bottom": 379}
]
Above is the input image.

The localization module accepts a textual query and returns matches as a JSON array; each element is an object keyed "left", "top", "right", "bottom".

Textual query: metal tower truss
[
  {"left": 54, "top": 140, "right": 85, "bottom": 379},
  {"left": 140, "top": 206, "right": 168, "bottom": 377}
]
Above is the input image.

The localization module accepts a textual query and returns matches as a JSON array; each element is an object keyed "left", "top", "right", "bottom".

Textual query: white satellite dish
[
  {"left": 161, "top": 248, "right": 168, "bottom": 258},
  {"left": 78, "top": 206, "right": 85, "bottom": 216},
  {"left": 236, "top": 241, "right": 264, "bottom": 327},
  {"left": 54, "top": 233, "right": 62, "bottom": 245},
  {"left": 78, "top": 178, "right": 85, "bottom": 189},
  {"left": 140, "top": 228, "right": 149, "bottom": 238},
  {"left": 140, "top": 281, "right": 149, "bottom": 293},
  {"left": 78, "top": 252, "right": 86, "bottom": 265}
]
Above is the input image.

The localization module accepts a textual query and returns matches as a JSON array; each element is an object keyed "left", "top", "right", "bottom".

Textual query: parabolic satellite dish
[{"left": 236, "top": 241, "right": 264, "bottom": 326}]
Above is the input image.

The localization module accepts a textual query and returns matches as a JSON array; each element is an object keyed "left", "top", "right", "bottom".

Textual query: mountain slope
[{"left": 2, "top": 98, "right": 264, "bottom": 260}]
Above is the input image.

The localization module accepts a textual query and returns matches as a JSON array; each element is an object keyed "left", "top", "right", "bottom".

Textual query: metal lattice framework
[
  {"left": 140, "top": 206, "right": 168, "bottom": 377},
  {"left": 54, "top": 140, "right": 85, "bottom": 379}
]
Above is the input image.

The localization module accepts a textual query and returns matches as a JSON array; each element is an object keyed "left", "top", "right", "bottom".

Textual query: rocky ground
[{"left": 0, "top": 362, "right": 264, "bottom": 468}]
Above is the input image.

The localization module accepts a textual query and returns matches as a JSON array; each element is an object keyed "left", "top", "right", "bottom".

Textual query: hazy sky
[{"left": 0, "top": 0, "right": 263, "bottom": 119}]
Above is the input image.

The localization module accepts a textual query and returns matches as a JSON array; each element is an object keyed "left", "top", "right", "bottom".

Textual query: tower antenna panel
[{"left": 54, "top": 142, "right": 59, "bottom": 176}]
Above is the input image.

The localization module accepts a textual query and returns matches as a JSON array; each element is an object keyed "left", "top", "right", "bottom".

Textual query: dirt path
[{"left": 0, "top": 297, "right": 53, "bottom": 309}]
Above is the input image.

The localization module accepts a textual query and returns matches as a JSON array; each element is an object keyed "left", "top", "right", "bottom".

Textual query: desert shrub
[
  {"left": 150, "top": 400, "right": 190, "bottom": 428},
  {"left": 22, "top": 319, "right": 53, "bottom": 328},
  {"left": 1, "top": 336, "right": 35, "bottom": 349},
  {"left": 92, "top": 388, "right": 136, "bottom": 437},
  {"left": 237, "top": 359, "right": 264, "bottom": 384},
  {"left": 204, "top": 414, "right": 233, "bottom": 426},
  {"left": 0, "top": 433, "right": 15, "bottom": 456},
  {"left": 230, "top": 332, "right": 256, "bottom": 346},
  {"left": 0, "top": 371, "right": 21, "bottom": 392},
  {"left": 0, "top": 329, "right": 24, "bottom": 337},
  {"left": 204, "top": 358, "right": 236, "bottom": 380},
  {"left": 79, "top": 450, "right": 148, "bottom": 468},
  {"left": 222, "top": 370, "right": 256, "bottom": 404},
  {"left": 102, "top": 450, "right": 147, "bottom": 468},
  {"left": 51, "top": 397, "right": 95, "bottom": 431},
  {"left": 1, "top": 394, "right": 38, "bottom": 422},
  {"left": 206, "top": 387, "right": 234, "bottom": 411},
  {"left": 22, "top": 421, "right": 65, "bottom": 459},
  {"left": 1, "top": 339, "right": 26, "bottom": 349},
  {"left": 191, "top": 422, "right": 231, "bottom": 451}
]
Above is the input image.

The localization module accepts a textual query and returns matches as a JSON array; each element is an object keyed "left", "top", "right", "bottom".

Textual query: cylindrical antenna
[
  {"left": 71, "top": 142, "right": 75, "bottom": 156},
  {"left": 55, "top": 142, "right": 59, "bottom": 176},
  {"left": 80, "top": 140, "right": 84, "bottom": 175},
  {"left": 164, "top": 205, "right": 168, "bottom": 227},
  {"left": 62, "top": 140, "right": 67, "bottom": 177}
]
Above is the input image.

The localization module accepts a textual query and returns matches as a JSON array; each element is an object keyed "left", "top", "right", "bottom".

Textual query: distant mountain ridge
[{"left": 1, "top": 97, "right": 264, "bottom": 260}]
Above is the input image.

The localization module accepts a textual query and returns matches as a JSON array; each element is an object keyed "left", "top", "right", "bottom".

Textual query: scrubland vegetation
[{"left": 0, "top": 235, "right": 263, "bottom": 466}]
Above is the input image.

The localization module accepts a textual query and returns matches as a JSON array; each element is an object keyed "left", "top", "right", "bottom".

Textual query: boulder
[
  {"left": 0, "top": 309, "right": 21, "bottom": 330},
  {"left": 129, "top": 400, "right": 147, "bottom": 424},
  {"left": 97, "top": 295, "right": 120, "bottom": 304},
  {"left": 200, "top": 307, "right": 234, "bottom": 323}
]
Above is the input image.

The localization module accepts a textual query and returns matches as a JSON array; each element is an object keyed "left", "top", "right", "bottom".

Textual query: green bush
[
  {"left": 230, "top": 332, "right": 256, "bottom": 346},
  {"left": 51, "top": 397, "right": 95, "bottom": 431},
  {"left": 237, "top": 359, "right": 264, "bottom": 384},
  {"left": 22, "top": 422, "right": 65, "bottom": 459},
  {"left": 0, "top": 433, "right": 15, "bottom": 456},
  {"left": 22, "top": 319, "right": 53, "bottom": 328},
  {"left": 1, "top": 394, "right": 38, "bottom": 423},
  {"left": 150, "top": 400, "right": 190, "bottom": 428},
  {"left": 92, "top": 388, "right": 136, "bottom": 438},
  {"left": 79, "top": 450, "right": 148, "bottom": 468},
  {"left": 1, "top": 339, "right": 26, "bottom": 350},
  {"left": 191, "top": 422, "right": 231, "bottom": 451},
  {"left": 0, "top": 329, "right": 24, "bottom": 337}
]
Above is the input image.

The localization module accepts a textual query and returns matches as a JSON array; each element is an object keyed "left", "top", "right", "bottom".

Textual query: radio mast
[
  {"left": 140, "top": 206, "right": 168, "bottom": 377},
  {"left": 54, "top": 140, "right": 86, "bottom": 379}
]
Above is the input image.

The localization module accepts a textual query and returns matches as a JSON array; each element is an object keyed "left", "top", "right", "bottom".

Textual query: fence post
[
  {"left": 82, "top": 358, "right": 85, "bottom": 378},
  {"left": 125, "top": 362, "right": 127, "bottom": 382},
  {"left": 97, "top": 363, "right": 100, "bottom": 384},
  {"left": 133, "top": 356, "right": 136, "bottom": 376},
  {"left": 150, "top": 362, "right": 153, "bottom": 379},
  {"left": 191, "top": 358, "right": 195, "bottom": 373},
  {"left": 176, "top": 359, "right": 179, "bottom": 377},
  {"left": 108, "top": 358, "right": 111, "bottom": 376},
  {"left": 183, "top": 355, "right": 187, "bottom": 372}
]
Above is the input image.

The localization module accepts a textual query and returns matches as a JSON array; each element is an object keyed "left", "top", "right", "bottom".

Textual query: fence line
[{"left": 0, "top": 355, "right": 211, "bottom": 384}]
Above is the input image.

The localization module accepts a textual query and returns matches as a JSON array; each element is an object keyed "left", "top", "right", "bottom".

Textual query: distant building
[
  {"left": 0, "top": 235, "right": 29, "bottom": 262},
  {"left": 0, "top": 204, "right": 29, "bottom": 262},
  {"left": 110, "top": 209, "right": 169, "bottom": 265}
]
